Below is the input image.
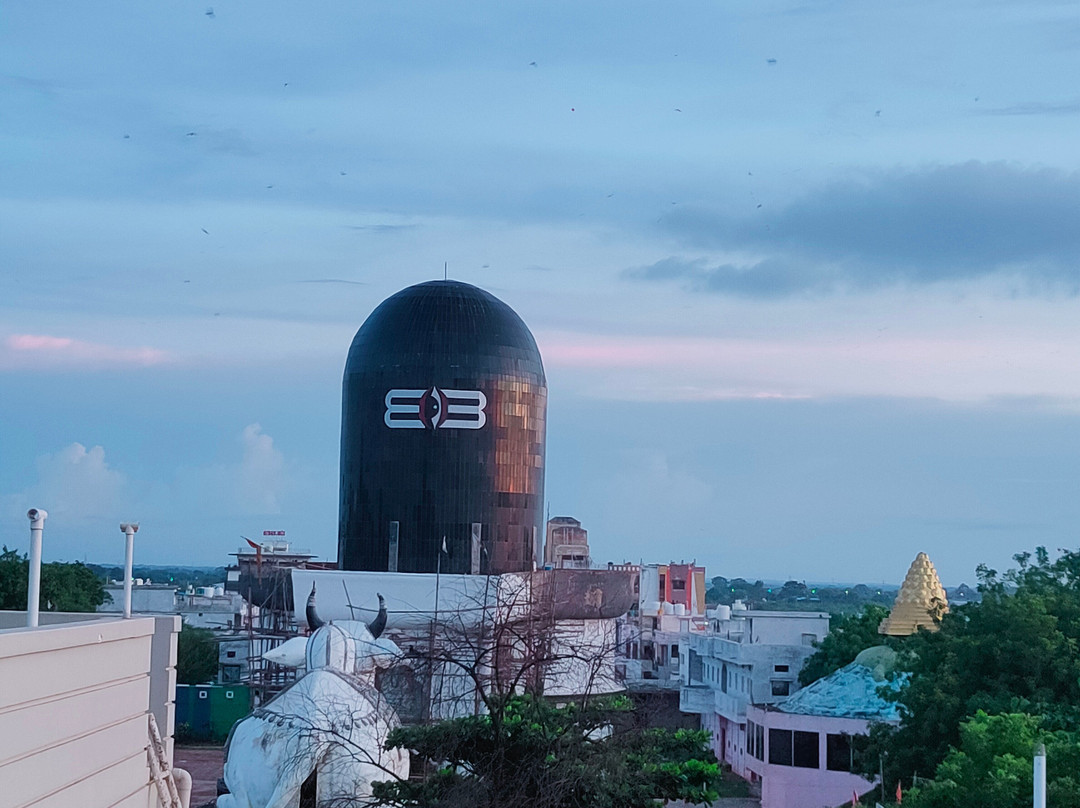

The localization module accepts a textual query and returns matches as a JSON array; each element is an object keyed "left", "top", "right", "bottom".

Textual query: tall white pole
[
  {"left": 26, "top": 509, "right": 47, "bottom": 628},
  {"left": 1033, "top": 743, "right": 1046, "bottom": 808},
  {"left": 120, "top": 523, "right": 139, "bottom": 619}
]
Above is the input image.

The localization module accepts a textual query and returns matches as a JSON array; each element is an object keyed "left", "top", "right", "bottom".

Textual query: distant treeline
[
  {"left": 86, "top": 564, "right": 227, "bottom": 590},
  {"left": 705, "top": 576, "right": 898, "bottom": 614}
]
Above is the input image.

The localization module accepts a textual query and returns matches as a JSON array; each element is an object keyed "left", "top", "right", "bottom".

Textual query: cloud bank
[{"left": 631, "top": 162, "right": 1080, "bottom": 297}]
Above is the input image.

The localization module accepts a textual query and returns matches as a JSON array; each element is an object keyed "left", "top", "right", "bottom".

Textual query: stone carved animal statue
[{"left": 217, "top": 586, "right": 409, "bottom": 808}]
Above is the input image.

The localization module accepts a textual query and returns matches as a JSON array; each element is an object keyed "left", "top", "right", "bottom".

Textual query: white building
[
  {"left": 679, "top": 603, "right": 830, "bottom": 780},
  {"left": 615, "top": 562, "right": 708, "bottom": 689},
  {"left": 177, "top": 587, "right": 250, "bottom": 630},
  {"left": 290, "top": 567, "right": 636, "bottom": 719},
  {"left": 98, "top": 582, "right": 179, "bottom": 615}
]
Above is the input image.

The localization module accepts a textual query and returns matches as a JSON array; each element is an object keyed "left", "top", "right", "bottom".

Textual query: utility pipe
[
  {"left": 1033, "top": 742, "right": 1046, "bottom": 808},
  {"left": 120, "top": 522, "right": 139, "bottom": 618},
  {"left": 26, "top": 509, "right": 47, "bottom": 627}
]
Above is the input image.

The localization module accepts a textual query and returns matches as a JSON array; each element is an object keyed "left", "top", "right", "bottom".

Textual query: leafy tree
[
  {"left": 902, "top": 712, "right": 1080, "bottom": 808},
  {"left": 799, "top": 603, "right": 892, "bottom": 685},
  {"left": 0, "top": 546, "right": 106, "bottom": 612},
  {"left": 177, "top": 623, "right": 219, "bottom": 684},
  {"left": 866, "top": 546, "right": 1080, "bottom": 791},
  {"left": 0, "top": 547, "right": 27, "bottom": 610},
  {"left": 372, "top": 693, "right": 722, "bottom": 808}
]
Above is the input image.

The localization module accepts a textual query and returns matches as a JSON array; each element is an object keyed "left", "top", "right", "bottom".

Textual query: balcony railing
[{"left": 679, "top": 686, "right": 714, "bottom": 714}]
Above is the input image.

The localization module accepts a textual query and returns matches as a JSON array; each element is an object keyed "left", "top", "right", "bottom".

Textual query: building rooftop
[{"left": 775, "top": 649, "right": 904, "bottom": 720}]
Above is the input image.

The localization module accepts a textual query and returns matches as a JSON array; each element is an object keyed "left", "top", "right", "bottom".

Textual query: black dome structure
[{"left": 338, "top": 280, "right": 547, "bottom": 575}]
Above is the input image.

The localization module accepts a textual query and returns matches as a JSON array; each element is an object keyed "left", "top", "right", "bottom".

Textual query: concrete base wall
[{"left": 0, "top": 612, "right": 179, "bottom": 808}]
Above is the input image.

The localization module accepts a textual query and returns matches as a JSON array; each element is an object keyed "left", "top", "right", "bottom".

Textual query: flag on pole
[
  {"left": 243, "top": 536, "right": 263, "bottom": 580},
  {"left": 441, "top": 536, "right": 448, "bottom": 553},
  {"left": 852, "top": 791, "right": 859, "bottom": 806},
  {"left": 896, "top": 782, "right": 902, "bottom": 804}
]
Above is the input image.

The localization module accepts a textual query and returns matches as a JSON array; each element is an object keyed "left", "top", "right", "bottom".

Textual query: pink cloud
[
  {"left": 2, "top": 333, "right": 170, "bottom": 368},
  {"left": 536, "top": 329, "right": 1080, "bottom": 403}
]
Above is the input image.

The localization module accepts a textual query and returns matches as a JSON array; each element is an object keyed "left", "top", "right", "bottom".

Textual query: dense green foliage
[
  {"left": 177, "top": 623, "right": 219, "bottom": 684},
  {"left": 861, "top": 547, "right": 1080, "bottom": 807},
  {"left": 799, "top": 604, "right": 892, "bottom": 685},
  {"left": 902, "top": 712, "right": 1080, "bottom": 808},
  {"left": 372, "top": 694, "right": 722, "bottom": 808},
  {"left": 0, "top": 546, "right": 107, "bottom": 612}
]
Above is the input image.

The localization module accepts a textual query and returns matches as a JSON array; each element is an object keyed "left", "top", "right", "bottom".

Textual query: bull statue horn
[
  {"left": 367, "top": 593, "right": 387, "bottom": 639},
  {"left": 306, "top": 583, "right": 325, "bottom": 630}
]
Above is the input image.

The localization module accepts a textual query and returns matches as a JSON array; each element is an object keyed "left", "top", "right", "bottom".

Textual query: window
[
  {"left": 198, "top": 690, "right": 208, "bottom": 700},
  {"left": 747, "top": 720, "right": 765, "bottom": 760},
  {"left": 774, "top": 664, "right": 789, "bottom": 673},
  {"left": 827, "top": 733, "right": 853, "bottom": 772},
  {"left": 721, "top": 663, "right": 728, "bottom": 693},
  {"left": 672, "top": 579, "right": 686, "bottom": 590},
  {"left": 768, "top": 729, "right": 793, "bottom": 766},
  {"left": 225, "top": 690, "right": 234, "bottom": 699},
  {"left": 793, "top": 731, "right": 819, "bottom": 769},
  {"left": 768, "top": 729, "right": 818, "bottom": 768},
  {"left": 771, "top": 680, "right": 791, "bottom": 697},
  {"left": 226, "top": 650, "right": 236, "bottom": 658}
]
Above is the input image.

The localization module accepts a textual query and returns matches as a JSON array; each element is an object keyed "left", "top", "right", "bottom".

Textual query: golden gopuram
[{"left": 878, "top": 551, "right": 949, "bottom": 636}]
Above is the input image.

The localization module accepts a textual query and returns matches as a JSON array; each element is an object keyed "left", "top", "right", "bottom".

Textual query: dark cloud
[
  {"left": 626, "top": 257, "right": 840, "bottom": 298},
  {"left": 637, "top": 162, "right": 1080, "bottom": 296},
  {"left": 979, "top": 101, "right": 1080, "bottom": 116}
]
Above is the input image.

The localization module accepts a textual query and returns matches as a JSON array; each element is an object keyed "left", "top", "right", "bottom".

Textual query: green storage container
[{"left": 175, "top": 683, "right": 250, "bottom": 743}]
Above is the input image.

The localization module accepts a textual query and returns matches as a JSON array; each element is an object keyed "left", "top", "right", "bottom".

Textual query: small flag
[
  {"left": 243, "top": 536, "right": 263, "bottom": 580},
  {"left": 852, "top": 791, "right": 859, "bottom": 806},
  {"left": 441, "top": 536, "right": 448, "bottom": 553},
  {"left": 896, "top": 782, "right": 902, "bottom": 804}
]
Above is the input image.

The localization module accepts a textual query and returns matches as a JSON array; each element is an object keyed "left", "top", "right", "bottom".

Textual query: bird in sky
[{"left": 205, "top": 8, "right": 215, "bottom": 18}]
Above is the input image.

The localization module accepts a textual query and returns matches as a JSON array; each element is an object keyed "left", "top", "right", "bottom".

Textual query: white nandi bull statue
[{"left": 217, "top": 585, "right": 409, "bottom": 808}]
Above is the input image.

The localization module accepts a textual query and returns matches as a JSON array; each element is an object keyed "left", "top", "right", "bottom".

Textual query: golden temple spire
[{"left": 879, "top": 552, "right": 949, "bottom": 636}]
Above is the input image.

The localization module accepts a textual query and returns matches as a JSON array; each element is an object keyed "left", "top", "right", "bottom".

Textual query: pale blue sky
[{"left": 2, "top": 0, "right": 1079, "bottom": 584}]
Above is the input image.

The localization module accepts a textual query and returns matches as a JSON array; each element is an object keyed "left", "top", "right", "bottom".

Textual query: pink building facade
[{"left": 744, "top": 706, "right": 877, "bottom": 808}]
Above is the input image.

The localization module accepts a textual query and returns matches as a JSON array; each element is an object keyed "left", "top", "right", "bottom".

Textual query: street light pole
[{"left": 119, "top": 523, "right": 139, "bottom": 618}]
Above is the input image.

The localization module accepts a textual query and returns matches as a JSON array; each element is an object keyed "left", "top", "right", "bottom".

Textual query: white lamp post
[
  {"left": 26, "top": 509, "right": 47, "bottom": 628},
  {"left": 119, "top": 522, "right": 139, "bottom": 618}
]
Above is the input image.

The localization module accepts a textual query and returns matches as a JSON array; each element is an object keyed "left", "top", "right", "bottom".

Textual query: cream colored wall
[{"left": 0, "top": 613, "right": 179, "bottom": 808}]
